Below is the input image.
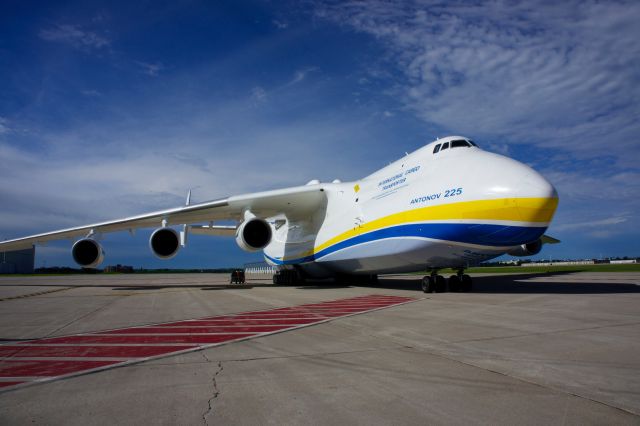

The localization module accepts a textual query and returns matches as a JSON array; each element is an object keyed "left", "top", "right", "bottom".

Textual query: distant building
[{"left": 0, "top": 246, "right": 35, "bottom": 274}]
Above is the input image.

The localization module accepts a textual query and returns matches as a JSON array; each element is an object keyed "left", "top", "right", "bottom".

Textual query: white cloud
[
  {"left": 288, "top": 67, "right": 318, "bottom": 86},
  {"left": 81, "top": 89, "right": 102, "bottom": 97},
  {"left": 0, "top": 80, "right": 375, "bottom": 240},
  {"left": 272, "top": 19, "right": 289, "bottom": 29},
  {"left": 250, "top": 86, "right": 267, "bottom": 102},
  {"left": 0, "top": 117, "right": 10, "bottom": 134},
  {"left": 315, "top": 1, "right": 640, "bottom": 162},
  {"left": 39, "top": 24, "right": 110, "bottom": 50},
  {"left": 136, "top": 61, "right": 164, "bottom": 77},
  {"left": 554, "top": 215, "right": 629, "bottom": 232}
]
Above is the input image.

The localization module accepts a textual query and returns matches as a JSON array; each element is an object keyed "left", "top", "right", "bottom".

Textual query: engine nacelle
[
  {"left": 235, "top": 218, "right": 272, "bottom": 252},
  {"left": 72, "top": 238, "right": 105, "bottom": 268},
  {"left": 507, "top": 239, "right": 543, "bottom": 257},
  {"left": 149, "top": 228, "right": 180, "bottom": 259}
]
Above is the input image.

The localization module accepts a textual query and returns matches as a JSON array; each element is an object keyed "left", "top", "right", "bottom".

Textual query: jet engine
[
  {"left": 235, "top": 218, "right": 272, "bottom": 252},
  {"left": 507, "top": 239, "right": 543, "bottom": 257},
  {"left": 149, "top": 228, "right": 180, "bottom": 259},
  {"left": 72, "top": 238, "right": 105, "bottom": 268}
]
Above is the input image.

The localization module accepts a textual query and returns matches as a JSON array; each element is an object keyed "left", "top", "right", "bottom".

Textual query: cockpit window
[
  {"left": 433, "top": 143, "right": 441, "bottom": 153},
  {"left": 441, "top": 142, "right": 449, "bottom": 150},
  {"left": 468, "top": 140, "right": 478, "bottom": 147},
  {"left": 451, "top": 140, "right": 469, "bottom": 148}
]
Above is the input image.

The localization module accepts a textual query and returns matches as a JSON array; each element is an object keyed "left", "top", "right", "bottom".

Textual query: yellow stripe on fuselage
[{"left": 310, "top": 197, "right": 558, "bottom": 256}]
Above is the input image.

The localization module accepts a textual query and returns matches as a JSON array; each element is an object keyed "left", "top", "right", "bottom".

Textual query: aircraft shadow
[
  {"left": 294, "top": 272, "right": 639, "bottom": 294},
  {"left": 110, "top": 285, "right": 256, "bottom": 291}
]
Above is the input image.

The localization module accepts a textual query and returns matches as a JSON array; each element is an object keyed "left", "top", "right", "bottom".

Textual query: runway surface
[{"left": 0, "top": 272, "right": 639, "bottom": 425}]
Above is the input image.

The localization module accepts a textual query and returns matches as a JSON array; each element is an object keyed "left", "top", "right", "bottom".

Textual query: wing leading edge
[{"left": 0, "top": 184, "right": 327, "bottom": 252}]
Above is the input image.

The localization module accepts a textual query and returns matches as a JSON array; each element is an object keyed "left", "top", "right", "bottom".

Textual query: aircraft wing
[{"left": 0, "top": 184, "right": 327, "bottom": 251}]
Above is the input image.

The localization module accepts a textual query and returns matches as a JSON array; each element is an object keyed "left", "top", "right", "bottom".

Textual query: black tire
[
  {"left": 435, "top": 275, "right": 447, "bottom": 292},
  {"left": 449, "top": 275, "right": 460, "bottom": 292},
  {"left": 461, "top": 274, "right": 472, "bottom": 292},
  {"left": 421, "top": 276, "right": 433, "bottom": 293}
]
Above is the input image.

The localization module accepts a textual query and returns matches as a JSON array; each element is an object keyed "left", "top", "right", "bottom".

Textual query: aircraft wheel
[
  {"left": 421, "top": 276, "right": 434, "bottom": 293},
  {"left": 461, "top": 274, "right": 472, "bottom": 292},
  {"left": 448, "top": 275, "right": 460, "bottom": 292},
  {"left": 435, "top": 275, "right": 447, "bottom": 292}
]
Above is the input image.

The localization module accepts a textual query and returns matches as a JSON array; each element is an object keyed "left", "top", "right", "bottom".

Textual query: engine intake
[
  {"left": 150, "top": 228, "right": 180, "bottom": 259},
  {"left": 507, "top": 239, "right": 543, "bottom": 257},
  {"left": 236, "top": 218, "right": 272, "bottom": 252},
  {"left": 72, "top": 239, "right": 105, "bottom": 268}
]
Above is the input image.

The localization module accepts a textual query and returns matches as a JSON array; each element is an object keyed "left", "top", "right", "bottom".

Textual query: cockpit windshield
[
  {"left": 433, "top": 139, "right": 478, "bottom": 154},
  {"left": 432, "top": 139, "right": 478, "bottom": 155}
]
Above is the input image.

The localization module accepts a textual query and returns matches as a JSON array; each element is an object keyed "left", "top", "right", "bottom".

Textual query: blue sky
[{"left": 1, "top": 0, "right": 638, "bottom": 268}]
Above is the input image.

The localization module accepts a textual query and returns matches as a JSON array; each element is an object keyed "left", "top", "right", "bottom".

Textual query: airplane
[{"left": 0, "top": 136, "right": 559, "bottom": 293}]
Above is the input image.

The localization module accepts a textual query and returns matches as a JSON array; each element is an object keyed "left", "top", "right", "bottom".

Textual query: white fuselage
[{"left": 263, "top": 137, "right": 558, "bottom": 278}]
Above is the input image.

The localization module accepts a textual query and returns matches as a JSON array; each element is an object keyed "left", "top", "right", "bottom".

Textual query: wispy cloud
[
  {"left": 554, "top": 214, "right": 629, "bottom": 232},
  {"left": 136, "top": 61, "right": 164, "bottom": 77},
  {"left": 272, "top": 19, "right": 288, "bottom": 29},
  {"left": 39, "top": 24, "right": 110, "bottom": 51},
  {"left": 80, "top": 89, "right": 102, "bottom": 97},
  {"left": 315, "top": 1, "right": 640, "bottom": 163},
  {"left": 250, "top": 86, "right": 267, "bottom": 102},
  {"left": 0, "top": 117, "right": 10, "bottom": 135},
  {"left": 287, "top": 67, "right": 318, "bottom": 86}
]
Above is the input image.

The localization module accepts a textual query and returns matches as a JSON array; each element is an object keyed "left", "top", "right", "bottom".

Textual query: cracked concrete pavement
[{"left": 0, "top": 272, "right": 639, "bottom": 425}]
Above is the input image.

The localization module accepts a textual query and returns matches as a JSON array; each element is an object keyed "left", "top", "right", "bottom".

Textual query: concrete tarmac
[{"left": 0, "top": 272, "right": 639, "bottom": 425}]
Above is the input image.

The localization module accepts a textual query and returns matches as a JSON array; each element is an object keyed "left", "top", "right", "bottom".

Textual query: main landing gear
[
  {"left": 421, "top": 269, "right": 472, "bottom": 293},
  {"left": 273, "top": 269, "right": 303, "bottom": 285}
]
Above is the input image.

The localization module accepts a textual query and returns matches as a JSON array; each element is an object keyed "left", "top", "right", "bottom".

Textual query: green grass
[{"left": 430, "top": 263, "right": 640, "bottom": 275}]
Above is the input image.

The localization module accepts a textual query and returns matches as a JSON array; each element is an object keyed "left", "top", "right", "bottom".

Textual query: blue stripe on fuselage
[{"left": 265, "top": 223, "right": 546, "bottom": 265}]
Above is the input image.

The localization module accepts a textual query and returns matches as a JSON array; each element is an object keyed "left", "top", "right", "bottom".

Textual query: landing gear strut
[{"left": 422, "top": 269, "right": 472, "bottom": 293}]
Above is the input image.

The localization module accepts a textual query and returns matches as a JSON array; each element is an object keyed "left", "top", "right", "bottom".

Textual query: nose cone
[
  {"left": 478, "top": 152, "right": 558, "bottom": 224},
  {"left": 517, "top": 163, "right": 558, "bottom": 200},
  {"left": 515, "top": 166, "right": 558, "bottom": 224}
]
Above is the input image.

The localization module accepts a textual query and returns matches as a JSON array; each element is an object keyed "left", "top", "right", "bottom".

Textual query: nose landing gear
[{"left": 422, "top": 269, "right": 472, "bottom": 293}]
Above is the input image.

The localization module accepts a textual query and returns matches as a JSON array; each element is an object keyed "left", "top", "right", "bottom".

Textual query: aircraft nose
[
  {"left": 481, "top": 154, "right": 558, "bottom": 224},
  {"left": 517, "top": 163, "right": 558, "bottom": 200},
  {"left": 514, "top": 164, "right": 558, "bottom": 223}
]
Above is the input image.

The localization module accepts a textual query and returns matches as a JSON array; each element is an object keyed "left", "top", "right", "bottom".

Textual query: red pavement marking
[
  {"left": 36, "top": 333, "right": 257, "bottom": 345},
  {"left": 213, "top": 313, "right": 328, "bottom": 319},
  {"left": 0, "top": 345, "right": 195, "bottom": 358},
  {"left": 0, "top": 360, "right": 117, "bottom": 377},
  {"left": 0, "top": 294, "right": 417, "bottom": 392},
  {"left": 0, "top": 381, "right": 24, "bottom": 388},
  {"left": 157, "top": 318, "right": 320, "bottom": 327},
  {"left": 103, "top": 326, "right": 289, "bottom": 334}
]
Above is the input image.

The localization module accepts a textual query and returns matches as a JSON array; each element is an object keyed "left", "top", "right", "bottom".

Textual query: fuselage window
[
  {"left": 433, "top": 143, "right": 441, "bottom": 153},
  {"left": 441, "top": 142, "right": 449, "bottom": 150},
  {"left": 451, "top": 140, "right": 469, "bottom": 148}
]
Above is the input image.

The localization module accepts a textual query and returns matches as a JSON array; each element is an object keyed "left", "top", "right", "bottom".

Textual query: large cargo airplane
[{"left": 0, "top": 136, "right": 558, "bottom": 292}]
